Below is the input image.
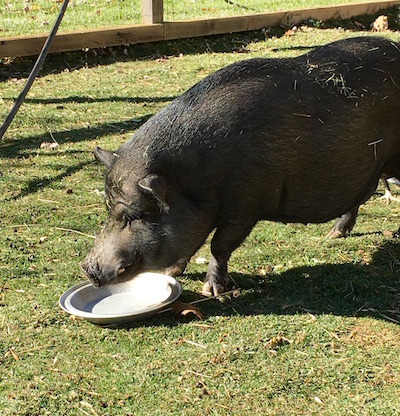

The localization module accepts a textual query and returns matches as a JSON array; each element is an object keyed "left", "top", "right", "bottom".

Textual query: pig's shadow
[
  {"left": 207, "top": 240, "right": 400, "bottom": 322},
  {"left": 119, "top": 240, "right": 400, "bottom": 329}
]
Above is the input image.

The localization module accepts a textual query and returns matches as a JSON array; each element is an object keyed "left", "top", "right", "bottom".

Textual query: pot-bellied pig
[{"left": 82, "top": 36, "right": 400, "bottom": 296}]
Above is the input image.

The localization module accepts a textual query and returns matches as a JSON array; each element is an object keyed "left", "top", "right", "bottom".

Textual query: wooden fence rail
[{"left": 0, "top": 0, "right": 399, "bottom": 58}]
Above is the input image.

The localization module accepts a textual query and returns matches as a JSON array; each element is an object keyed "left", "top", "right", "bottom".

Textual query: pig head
[{"left": 81, "top": 147, "right": 214, "bottom": 287}]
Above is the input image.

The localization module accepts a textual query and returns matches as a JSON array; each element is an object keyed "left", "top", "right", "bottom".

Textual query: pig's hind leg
[
  {"left": 326, "top": 207, "right": 359, "bottom": 239},
  {"left": 203, "top": 222, "right": 255, "bottom": 296}
]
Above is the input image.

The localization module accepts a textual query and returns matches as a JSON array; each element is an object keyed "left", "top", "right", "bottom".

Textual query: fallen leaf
[
  {"left": 284, "top": 26, "right": 298, "bottom": 37},
  {"left": 371, "top": 15, "right": 389, "bottom": 32},
  {"left": 264, "top": 333, "right": 293, "bottom": 349},
  {"left": 170, "top": 301, "right": 203, "bottom": 320},
  {"left": 257, "top": 265, "right": 272, "bottom": 276}
]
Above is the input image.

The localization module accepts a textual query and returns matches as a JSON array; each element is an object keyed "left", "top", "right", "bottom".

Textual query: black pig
[{"left": 82, "top": 36, "right": 400, "bottom": 296}]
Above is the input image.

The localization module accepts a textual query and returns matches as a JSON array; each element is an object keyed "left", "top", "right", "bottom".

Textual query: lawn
[
  {"left": 0, "top": 0, "right": 379, "bottom": 37},
  {"left": 1, "top": 6, "right": 400, "bottom": 416}
]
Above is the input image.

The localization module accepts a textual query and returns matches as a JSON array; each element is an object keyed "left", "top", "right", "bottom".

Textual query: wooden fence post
[{"left": 141, "top": 0, "right": 164, "bottom": 24}]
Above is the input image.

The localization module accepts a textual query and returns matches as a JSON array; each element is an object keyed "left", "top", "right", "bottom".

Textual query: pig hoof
[
  {"left": 201, "top": 281, "right": 226, "bottom": 297},
  {"left": 325, "top": 229, "right": 346, "bottom": 239}
]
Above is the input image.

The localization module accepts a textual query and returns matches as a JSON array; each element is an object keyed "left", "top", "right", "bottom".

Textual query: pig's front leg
[{"left": 203, "top": 222, "right": 254, "bottom": 296}]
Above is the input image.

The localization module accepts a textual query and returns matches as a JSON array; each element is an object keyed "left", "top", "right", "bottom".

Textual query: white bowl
[{"left": 59, "top": 272, "right": 182, "bottom": 325}]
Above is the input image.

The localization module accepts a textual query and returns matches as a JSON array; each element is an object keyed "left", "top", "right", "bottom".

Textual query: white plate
[{"left": 59, "top": 272, "right": 182, "bottom": 325}]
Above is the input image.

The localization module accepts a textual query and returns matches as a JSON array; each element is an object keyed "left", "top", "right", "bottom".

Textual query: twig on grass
[
  {"left": 5, "top": 224, "right": 36, "bottom": 228},
  {"left": 79, "top": 401, "right": 99, "bottom": 416},
  {"left": 361, "top": 308, "right": 399, "bottom": 324},
  {"left": 193, "top": 289, "right": 242, "bottom": 304},
  {"left": 184, "top": 339, "right": 206, "bottom": 349},
  {"left": 228, "top": 274, "right": 240, "bottom": 288},
  {"left": 38, "top": 198, "right": 59, "bottom": 204},
  {"left": 191, "top": 323, "right": 213, "bottom": 329},
  {"left": 54, "top": 227, "right": 96, "bottom": 239},
  {"left": 48, "top": 130, "right": 59, "bottom": 145},
  {"left": 8, "top": 347, "right": 19, "bottom": 361},
  {"left": 214, "top": 403, "right": 230, "bottom": 410},
  {"left": 159, "top": 288, "right": 242, "bottom": 315},
  {"left": 187, "top": 369, "right": 212, "bottom": 378}
]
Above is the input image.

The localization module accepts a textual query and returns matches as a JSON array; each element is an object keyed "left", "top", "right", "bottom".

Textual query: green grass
[
  {"left": 2, "top": 8, "right": 400, "bottom": 415},
  {"left": 0, "top": 0, "right": 378, "bottom": 37},
  {"left": 163, "top": 0, "right": 365, "bottom": 21}
]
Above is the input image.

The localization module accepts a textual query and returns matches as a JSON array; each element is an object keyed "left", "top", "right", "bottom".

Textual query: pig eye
[
  {"left": 123, "top": 212, "right": 138, "bottom": 224},
  {"left": 122, "top": 210, "right": 152, "bottom": 225},
  {"left": 116, "top": 208, "right": 136, "bottom": 224},
  {"left": 140, "top": 211, "right": 153, "bottom": 220}
]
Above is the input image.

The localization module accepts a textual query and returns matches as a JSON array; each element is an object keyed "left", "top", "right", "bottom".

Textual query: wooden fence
[{"left": 1, "top": 0, "right": 399, "bottom": 58}]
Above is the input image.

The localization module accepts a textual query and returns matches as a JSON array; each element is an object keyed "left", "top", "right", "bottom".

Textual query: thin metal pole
[{"left": 0, "top": 0, "right": 70, "bottom": 141}]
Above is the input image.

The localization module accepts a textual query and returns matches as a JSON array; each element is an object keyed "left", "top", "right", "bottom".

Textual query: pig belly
[
  {"left": 261, "top": 149, "right": 382, "bottom": 224},
  {"left": 225, "top": 130, "right": 386, "bottom": 225}
]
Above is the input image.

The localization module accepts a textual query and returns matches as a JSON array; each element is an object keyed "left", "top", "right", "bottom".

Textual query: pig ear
[
  {"left": 138, "top": 174, "right": 170, "bottom": 211},
  {"left": 94, "top": 146, "right": 116, "bottom": 169}
]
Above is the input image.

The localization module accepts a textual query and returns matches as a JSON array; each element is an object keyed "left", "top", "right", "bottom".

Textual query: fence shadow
[
  {"left": 0, "top": 113, "right": 153, "bottom": 160},
  {"left": 14, "top": 95, "right": 177, "bottom": 105},
  {"left": 4, "top": 160, "right": 93, "bottom": 202},
  {"left": 0, "top": 113, "right": 155, "bottom": 201},
  {"left": 0, "top": 32, "right": 261, "bottom": 82}
]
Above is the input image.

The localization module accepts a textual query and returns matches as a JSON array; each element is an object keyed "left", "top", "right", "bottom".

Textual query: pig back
[{"left": 123, "top": 37, "right": 400, "bottom": 225}]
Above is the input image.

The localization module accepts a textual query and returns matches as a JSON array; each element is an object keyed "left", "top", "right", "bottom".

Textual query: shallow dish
[{"left": 59, "top": 272, "right": 182, "bottom": 325}]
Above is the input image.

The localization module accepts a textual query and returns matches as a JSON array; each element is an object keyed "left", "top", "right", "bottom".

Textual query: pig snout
[{"left": 81, "top": 248, "right": 141, "bottom": 287}]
